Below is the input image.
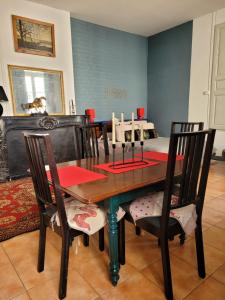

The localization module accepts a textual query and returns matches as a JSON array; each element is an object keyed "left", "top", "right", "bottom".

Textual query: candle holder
[
  {"left": 131, "top": 142, "right": 135, "bottom": 162},
  {"left": 112, "top": 143, "right": 116, "bottom": 168},
  {"left": 140, "top": 141, "right": 144, "bottom": 161},
  {"left": 122, "top": 143, "right": 125, "bottom": 164},
  {"left": 109, "top": 140, "right": 147, "bottom": 170}
]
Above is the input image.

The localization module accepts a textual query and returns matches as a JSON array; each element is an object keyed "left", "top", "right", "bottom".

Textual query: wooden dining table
[{"left": 56, "top": 154, "right": 182, "bottom": 286}]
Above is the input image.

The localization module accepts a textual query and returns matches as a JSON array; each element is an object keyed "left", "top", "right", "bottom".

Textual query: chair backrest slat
[
  {"left": 76, "top": 124, "right": 101, "bottom": 158},
  {"left": 25, "top": 134, "right": 52, "bottom": 205},
  {"left": 24, "top": 133, "right": 69, "bottom": 230},
  {"left": 171, "top": 121, "right": 204, "bottom": 155}
]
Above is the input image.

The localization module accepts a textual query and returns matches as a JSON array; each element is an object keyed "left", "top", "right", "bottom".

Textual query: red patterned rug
[{"left": 0, "top": 177, "right": 39, "bottom": 242}]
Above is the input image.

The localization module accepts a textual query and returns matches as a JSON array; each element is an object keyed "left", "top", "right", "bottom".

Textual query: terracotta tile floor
[{"left": 1, "top": 161, "right": 225, "bottom": 300}]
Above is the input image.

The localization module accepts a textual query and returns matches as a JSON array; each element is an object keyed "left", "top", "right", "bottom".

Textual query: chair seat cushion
[
  {"left": 136, "top": 216, "right": 182, "bottom": 237},
  {"left": 52, "top": 198, "right": 125, "bottom": 235},
  {"left": 129, "top": 192, "right": 197, "bottom": 235}
]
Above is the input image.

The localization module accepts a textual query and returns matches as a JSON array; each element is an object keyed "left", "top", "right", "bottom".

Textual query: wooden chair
[
  {"left": 135, "top": 121, "right": 204, "bottom": 239},
  {"left": 119, "top": 128, "right": 216, "bottom": 300},
  {"left": 24, "top": 133, "right": 105, "bottom": 299},
  {"left": 74, "top": 123, "right": 109, "bottom": 248},
  {"left": 75, "top": 123, "right": 109, "bottom": 158}
]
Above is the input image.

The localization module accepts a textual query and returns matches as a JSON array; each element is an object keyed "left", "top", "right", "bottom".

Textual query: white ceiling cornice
[{"left": 27, "top": 0, "right": 225, "bottom": 36}]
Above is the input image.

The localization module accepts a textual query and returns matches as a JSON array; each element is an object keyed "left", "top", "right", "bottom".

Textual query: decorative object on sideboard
[
  {"left": 21, "top": 96, "right": 48, "bottom": 115},
  {"left": 12, "top": 15, "right": 55, "bottom": 57},
  {"left": 85, "top": 108, "right": 96, "bottom": 123},
  {"left": 8, "top": 65, "right": 65, "bottom": 116},
  {"left": 39, "top": 116, "right": 59, "bottom": 130},
  {"left": 137, "top": 107, "right": 145, "bottom": 119},
  {"left": 0, "top": 86, "right": 8, "bottom": 117},
  {"left": 69, "top": 99, "right": 76, "bottom": 115}
]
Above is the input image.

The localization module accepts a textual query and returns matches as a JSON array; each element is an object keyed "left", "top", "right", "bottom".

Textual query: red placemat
[
  {"left": 135, "top": 151, "right": 184, "bottom": 161},
  {"left": 94, "top": 158, "right": 159, "bottom": 174},
  {"left": 47, "top": 166, "right": 107, "bottom": 187}
]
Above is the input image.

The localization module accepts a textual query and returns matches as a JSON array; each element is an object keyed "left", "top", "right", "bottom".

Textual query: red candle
[
  {"left": 85, "top": 108, "right": 96, "bottom": 123},
  {"left": 137, "top": 107, "right": 145, "bottom": 119}
]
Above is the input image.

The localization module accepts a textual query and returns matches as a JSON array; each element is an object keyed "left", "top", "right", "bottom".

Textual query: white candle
[
  {"left": 140, "top": 124, "right": 144, "bottom": 142},
  {"left": 121, "top": 113, "right": 125, "bottom": 143},
  {"left": 131, "top": 112, "right": 135, "bottom": 143},
  {"left": 112, "top": 112, "right": 116, "bottom": 144}
]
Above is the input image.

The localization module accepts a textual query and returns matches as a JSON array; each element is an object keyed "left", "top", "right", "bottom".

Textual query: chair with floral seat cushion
[
  {"left": 75, "top": 123, "right": 126, "bottom": 255},
  {"left": 74, "top": 124, "right": 103, "bottom": 248},
  {"left": 134, "top": 121, "right": 205, "bottom": 240},
  {"left": 119, "top": 129, "right": 216, "bottom": 300},
  {"left": 75, "top": 123, "right": 115, "bottom": 249},
  {"left": 24, "top": 133, "right": 108, "bottom": 300}
]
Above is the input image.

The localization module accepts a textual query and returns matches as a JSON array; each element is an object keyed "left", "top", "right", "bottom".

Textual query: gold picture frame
[
  {"left": 8, "top": 65, "right": 65, "bottom": 116},
  {"left": 12, "top": 15, "right": 55, "bottom": 57}
]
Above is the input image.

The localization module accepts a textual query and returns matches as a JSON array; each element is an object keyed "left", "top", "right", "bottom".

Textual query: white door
[{"left": 210, "top": 22, "right": 225, "bottom": 130}]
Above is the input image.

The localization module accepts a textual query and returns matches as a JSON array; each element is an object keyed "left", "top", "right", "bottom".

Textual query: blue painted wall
[
  {"left": 147, "top": 22, "right": 193, "bottom": 136},
  {"left": 71, "top": 18, "right": 148, "bottom": 121}
]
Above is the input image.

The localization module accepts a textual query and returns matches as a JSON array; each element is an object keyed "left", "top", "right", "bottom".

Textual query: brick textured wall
[{"left": 71, "top": 18, "right": 148, "bottom": 121}]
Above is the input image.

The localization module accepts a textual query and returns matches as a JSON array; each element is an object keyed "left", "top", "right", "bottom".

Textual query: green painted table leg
[{"left": 107, "top": 197, "right": 120, "bottom": 286}]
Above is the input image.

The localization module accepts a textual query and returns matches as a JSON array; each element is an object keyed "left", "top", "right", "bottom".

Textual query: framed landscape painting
[{"left": 12, "top": 15, "right": 55, "bottom": 57}]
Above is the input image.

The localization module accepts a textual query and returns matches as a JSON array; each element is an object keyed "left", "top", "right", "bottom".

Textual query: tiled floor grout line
[
  {"left": 205, "top": 205, "right": 225, "bottom": 215},
  {"left": 1, "top": 244, "right": 31, "bottom": 300},
  {"left": 182, "top": 274, "right": 215, "bottom": 300},
  {"left": 183, "top": 274, "right": 225, "bottom": 300},
  {"left": 210, "top": 274, "right": 225, "bottom": 286},
  {"left": 25, "top": 276, "right": 60, "bottom": 298},
  {"left": 204, "top": 239, "right": 225, "bottom": 254},
  {"left": 68, "top": 256, "right": 105, "bottom": 300},
  {"left": 11, "top": 292, "right": 31, "bottom": 300},
  {"left": 214, "top": 223, "right": 225, "bottom": 230}
]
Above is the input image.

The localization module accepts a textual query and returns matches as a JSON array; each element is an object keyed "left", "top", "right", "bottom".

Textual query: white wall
[
  {"left": 189, "top": 8, "right": 225, "bottom": 155},
  {"left": 0, "top": 0, "right": 75, "bottom": 116}
]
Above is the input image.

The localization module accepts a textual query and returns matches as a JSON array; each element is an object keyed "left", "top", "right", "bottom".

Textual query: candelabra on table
[
  {"left": 110, "top": 111, "right": 147, "bottom": 169},
  {"left": 109, "top": 140, "right": 147, "bottom": 169}
]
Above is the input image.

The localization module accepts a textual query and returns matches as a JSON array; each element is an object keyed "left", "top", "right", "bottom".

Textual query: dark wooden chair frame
[
  {"left": 74, "top": 124, "right": 109, "bottom": 248},
  {"left": 119, "top": 128, "right": 216, "bottom": 300},
  {"left": 75, "top": 123, "right": 109, "bottom": 158},
  {"left": 24, "top": 133, "right": 104, "bottom": 299},
  {"left": 171, "top": 121, "right": 204, "bottom": 155},
  {"left": 135, "top": 121, "right": 204, "bottom": 239}
]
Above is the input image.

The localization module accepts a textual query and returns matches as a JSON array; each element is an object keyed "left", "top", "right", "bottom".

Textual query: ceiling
[{"left": 28, "top": 0, "right": 225, "bottom": 36}]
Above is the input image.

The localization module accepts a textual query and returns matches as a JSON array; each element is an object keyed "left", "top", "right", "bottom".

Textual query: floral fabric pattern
[
  {"left": 129, "top": 191, "right": 197, "bottom": 235},
  {"left": 53, "top": 198, "right": 125, "bottom": 235}
]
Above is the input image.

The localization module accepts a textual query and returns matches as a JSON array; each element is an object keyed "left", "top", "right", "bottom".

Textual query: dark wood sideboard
[{"left": 0, "top": 115, "right": 88, "bottom": 181}]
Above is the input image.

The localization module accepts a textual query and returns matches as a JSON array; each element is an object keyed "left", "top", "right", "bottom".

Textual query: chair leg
[
  {"left": 160, "top": 238, "right": 173, "bottom": 300},
  {"left": 179, "top": 232, "right": 186, "bottom": 245},
  {"left": 158, "top": 238, "right": 161, "bottom": 247},
  {"left": 119, "top": 218, "right": 125, "bottom": 265},
  {"left": 135, "top": 226, "right": 141, "bottom": 236},
  {"left": 37, "top": 217, "right": 46, "bottom": 272},
  {"left": 99, "top": 227, "right": 105, "bottom": 251},
  {"left": 59, "top": 232, "right": 70, "bottom": 300},
  {"left": 83, "top": 234, "right": 89, "bottom": 247},
  {"left": 195, "top": 224, "right": 206, "bottom": 278}
]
